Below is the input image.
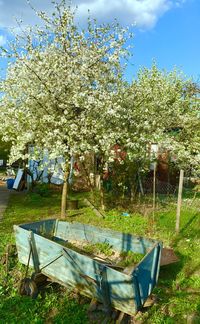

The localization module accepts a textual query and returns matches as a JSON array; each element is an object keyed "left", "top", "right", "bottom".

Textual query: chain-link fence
[{"left": 142, "top": 177, "right": 177, "bottom": 195}]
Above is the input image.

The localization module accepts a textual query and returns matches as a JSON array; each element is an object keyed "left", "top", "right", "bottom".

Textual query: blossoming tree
[
  {"left": 104, "top": 65, "right": 200, "bottom": 199},
  {"left": 0, "top": 1, "right": 131, "bottom": 217},
  {"left": 119, "top": 65, "right": 200, "bottom": 175}
]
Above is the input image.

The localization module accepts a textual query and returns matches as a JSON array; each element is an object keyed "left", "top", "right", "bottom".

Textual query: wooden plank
[
  {"left": 96, "top": 265, "right": 111, "bottom": 314},
  {"left": 160, "top": 247, "right": 179, "bottom": 266},
  {"left": 83, "top": 199, "right": 104, "bottom": 218},
  {"left": 132, "top": 243, "right": 162, "bottom": 306},
  {"left": 116, "top": 243, "right": 160, "bottom": 321},
  {"left": 29, "top": 230, "right": 40, "bottom": 273},
  {"left": 13, "top": 169, "right": 24, "bottom": 190},
  {"left": 20, "top": 219, "right": 56, "bottom": 235},
  {"left": 152, "top": 162, "right": 156, "bottom": 222},
  {"left": 55, "top": 221, "right": 156, "bottom": 254}
]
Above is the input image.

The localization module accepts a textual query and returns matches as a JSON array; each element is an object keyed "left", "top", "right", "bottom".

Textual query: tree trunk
[
  {"left": 61, "top": 169, "right": 69, "bottom": 219},
  {"left": 130, "top": 185, "right": 134, "bottom": 203}
]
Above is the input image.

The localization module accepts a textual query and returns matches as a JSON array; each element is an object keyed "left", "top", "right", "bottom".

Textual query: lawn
[{"left": 0, "top": 186, "right": 199, "bottom": 323}]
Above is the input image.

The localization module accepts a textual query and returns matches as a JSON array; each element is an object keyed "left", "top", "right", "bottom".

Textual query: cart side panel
[
  {"left": 14, "top": 225, "right": 32, "bottom": 265},
  {"left": 14, "top": 225, "right": 101, "bottom": 296},
  {"left": 19, "top": 219, "right": 56, "bottom": 236},
  {"left": 45, "top": 250, "right": 137, "bottom": 315},
  {"left": 55, "top": 221, "right": 155, "bottom": 254},
  {"left": 105, "top": 266, "right": 137, "bottom": 315},
  {"left": 14, "top": 225, "right": 58, "bottom": 268},
  {"left": 133, "top": 243, "right": 162, "bottom": 306}
]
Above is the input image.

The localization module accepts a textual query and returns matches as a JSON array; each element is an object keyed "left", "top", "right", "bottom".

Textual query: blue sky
[
  {"left": 0, "top": 0, "right": 199, "bottom": 83},
  {"left": 128, "top": 0, "right": 200, "bottom": 82}
]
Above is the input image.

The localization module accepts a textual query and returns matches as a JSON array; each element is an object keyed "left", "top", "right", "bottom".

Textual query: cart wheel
[
  {"left": 31, "top": 272, "right": 48, "bottom": 283},
  {"left": 19, "top": 278, "right": 38, "bottom": 299}
]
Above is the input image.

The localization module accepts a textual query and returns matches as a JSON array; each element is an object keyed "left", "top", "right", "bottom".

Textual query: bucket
[
  {"left": 67, "top": 200, "right": 78, "bottom": 210},
  {"left": 6, "top": 178, "right": 15, "bottom": 189}
]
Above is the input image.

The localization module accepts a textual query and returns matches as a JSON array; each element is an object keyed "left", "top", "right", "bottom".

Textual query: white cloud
[
  {"left": 0, "top": 35, "right": 6, "bottom": 45},
  {"left": 0, "top": 0, "right": 187, "bottom": 30},
  {"left": 75, "top": 0, "right": 187, "bottom": 29},
  {"left": 76, "top": 0, "right": 169, "bottom": 29}
]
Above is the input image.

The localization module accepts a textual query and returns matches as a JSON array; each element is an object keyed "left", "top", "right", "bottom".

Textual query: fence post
[
  {"left": 176, "top": 169, "right": 184, "bottom": 234},
  {"left": 152, "top": 162, "right": 157, "bottom": 222}
]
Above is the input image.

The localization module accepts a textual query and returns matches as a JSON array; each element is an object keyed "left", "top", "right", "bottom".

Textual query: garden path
[{"left": 0, "top": 182, "right": 10, "bottom": 220}]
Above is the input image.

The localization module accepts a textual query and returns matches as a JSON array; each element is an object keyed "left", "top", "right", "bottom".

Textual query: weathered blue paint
[{"left": 14, "top": 219, "right": 162, "bottom": 316}]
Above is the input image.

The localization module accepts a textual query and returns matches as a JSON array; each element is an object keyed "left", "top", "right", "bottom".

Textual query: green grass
[
  {"left": 0, "top": 286, "right": 89, "bottom": 324},
  {"left": 0, "top": 187, "right": 200, "bottom": 323},
  {"left": 0, "top": 167, "right": 6, "bottom": 176},
  {"left": 118, "top": 251, "right": 144, "bottom": 267}
]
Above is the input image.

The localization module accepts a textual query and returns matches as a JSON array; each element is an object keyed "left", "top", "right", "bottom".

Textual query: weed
[
  {"left": 93, "top": 242, "right": 113, "bottom": 256},
  {"left": 118, "top": 250, "right": 144, "bottom": 267}
]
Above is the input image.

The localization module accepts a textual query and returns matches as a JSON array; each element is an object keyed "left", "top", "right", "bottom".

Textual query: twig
[{"left": 83, "top": 198, "right": 104, "bottom": 218}]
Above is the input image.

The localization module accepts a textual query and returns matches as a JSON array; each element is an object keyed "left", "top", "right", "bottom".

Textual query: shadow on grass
[
  {"left": 141, "top": 250, "right": 200, "bottom": 322},
  {"left": 159, "top": 212, "right": 199, "bottom": 284},
  {"left": 0, "top": 283, "right": 89, "bottom": 324},
  {"left": 179, "top": 212, "right": 200, "bottom": 236}
]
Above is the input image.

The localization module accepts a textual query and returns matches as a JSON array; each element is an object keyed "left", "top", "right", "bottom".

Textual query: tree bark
[{"left": 61, "top": 168, "right": 69, "bottom": 219}]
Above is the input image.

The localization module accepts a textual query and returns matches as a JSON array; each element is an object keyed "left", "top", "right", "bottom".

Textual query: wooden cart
[{"left": 14, "top": 219, "right": 162, "bottom": 316}]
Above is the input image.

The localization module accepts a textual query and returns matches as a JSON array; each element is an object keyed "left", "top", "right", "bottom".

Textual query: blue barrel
[{"left": 6, "top": 178, "right": 15, "bottom": 189}]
